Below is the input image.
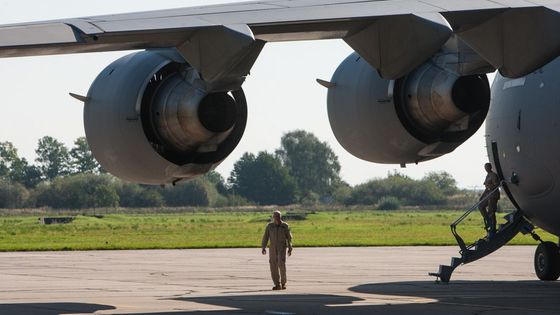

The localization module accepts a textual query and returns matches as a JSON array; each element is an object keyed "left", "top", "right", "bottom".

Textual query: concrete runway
[{"left": 1, "top": 246, "right": 559, "bottom": 314}]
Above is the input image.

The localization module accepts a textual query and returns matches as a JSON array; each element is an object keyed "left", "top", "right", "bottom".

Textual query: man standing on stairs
[
  {"left": 261, "top": 210, "right": 293, "bottom": 290},
  {"left": 479, "top": 163, "right": 501, "bottom": 238}
]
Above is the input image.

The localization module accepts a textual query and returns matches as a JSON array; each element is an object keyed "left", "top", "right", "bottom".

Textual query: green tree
[
  {"left": 35, "top": 136, "right": 71, "bottom": 180},
  {"left": 0, "top": 179, "right": 29, "bottom": 208},
  {"left": 9, "top": 158, "right": 42, "bottom": 188},
  {"left": 276, "top": 130, "right": 340, "bottom": 199},
  {"left": 0, "top": 142, "right": 20, "bottom": 178},
  {"left": 117, "top": 183, "right": 164, "bottom": 207},
  {"left": 204, "top": 170, "right": 228, "bottom": 195},
  {"left": 423, "top": 171, "right": 458, "bottom": 196},
  {"left": 34, "top": 174, "right": 119, "bottom": 209},
  {"left": 228, "top": 152, "right": 296, "bottom": 205},
  {"left": 377, "top": 196, "right": 401, "bottom": 210},
  {"left": 70, "top": 137, "right": 100, "bottom": 174},
  {"left": 163, "top": 178, "right": 218, "bottom": 207},
  {"left": 0, "top": 142, "right": 42, "bottom": 188},
  {"left": 331, "top": 180, "right": 352, "bottom": 204},
  {"left": 348, "top": 172, "right": 446, "bottom": 206}
]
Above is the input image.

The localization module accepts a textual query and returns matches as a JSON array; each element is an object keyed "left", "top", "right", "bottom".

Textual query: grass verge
[{"left": 0, "top": 210, "right": 554, "bottom": 251}]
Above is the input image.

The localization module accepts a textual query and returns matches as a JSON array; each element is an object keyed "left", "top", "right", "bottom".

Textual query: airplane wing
[{"left": 1, "top": 0, "right": 559, "bottom": 80}]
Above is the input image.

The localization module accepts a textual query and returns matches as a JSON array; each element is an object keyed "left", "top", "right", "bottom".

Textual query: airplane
[{"left": 1, "top": 0, "right": 560, "bottom": 282}]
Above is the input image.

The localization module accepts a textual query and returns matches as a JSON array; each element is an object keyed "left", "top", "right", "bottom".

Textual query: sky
[{"left": 0, "top": 0, "right": 494, "bottom": 189}]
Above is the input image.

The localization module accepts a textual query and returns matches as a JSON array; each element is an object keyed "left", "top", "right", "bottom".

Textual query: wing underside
[{"left": 1, "top": 0, "right": 560, "bottom": 80}]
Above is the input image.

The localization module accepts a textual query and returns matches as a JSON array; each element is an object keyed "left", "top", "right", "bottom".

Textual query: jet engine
[
  {"left": 83, "top": 51, "right": 247, "bottom": 185},
  {"left": 327, "top": 52, "right": 490, "bottom": 165}
]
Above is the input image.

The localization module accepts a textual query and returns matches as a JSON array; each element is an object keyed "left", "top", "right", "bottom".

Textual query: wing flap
[
  {"left": 172, "top": 1, "right": 438, "bottom": 26},
  {"left": 0, "top": 23, "right": 83, "bottom": 46},
  {"left": 88, "top": 3, "right": 284, "bottom": 22},
  {"left": 419, "top": 0, "right": 505, "bottom": 11},
  {"left": 90, "top": 16, "right": 213, "bottom": 33}
]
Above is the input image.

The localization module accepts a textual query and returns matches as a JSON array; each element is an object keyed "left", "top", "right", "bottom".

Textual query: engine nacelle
[
  {"left": 84, "top": 51, "right": 247, "bottom": 185},
  {"left": 327, "top": 52, "right": 490, "bottom": 165}
]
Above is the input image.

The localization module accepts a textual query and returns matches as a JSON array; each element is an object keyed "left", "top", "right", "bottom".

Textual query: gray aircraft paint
[
  {"left": 84, "top": 51, "right": 248, "bottom": 184},
  {"left": 327, "top": 51, "right": 489, "bottom": 164},
  {"left": 488, "top": 60, "right": 560, "bottom": 236}
]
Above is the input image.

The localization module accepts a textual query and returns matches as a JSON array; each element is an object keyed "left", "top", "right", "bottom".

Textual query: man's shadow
[
  {"left": 107, "top": 281, "right": 560, "bottom": 315},
  {"left": 124, "top": 280, "right": 560, "bottom": 314},
  {"left": 3, "top": 281, "right": 559, "bottom": 314}
]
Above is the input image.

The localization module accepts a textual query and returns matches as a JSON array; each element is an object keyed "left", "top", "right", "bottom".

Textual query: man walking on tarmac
[
  {"left": 261, "top": 210, "right": 293, "bottom": 290},
  {"left": 479, "top": 162, "right": 501, "bottom": 238}
]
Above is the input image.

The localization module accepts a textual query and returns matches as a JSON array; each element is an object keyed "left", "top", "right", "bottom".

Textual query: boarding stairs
[{"left": 429, "top": 182, "right": 535, "bottom": 283}]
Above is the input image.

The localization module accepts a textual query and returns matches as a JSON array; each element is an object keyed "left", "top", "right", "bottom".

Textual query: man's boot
[
  {"left": 487, "top": 216, "right": 497, "bottom": 239},
  {"left": 487, "top": 226, "right": 496, "bottom": 239},
  {"left": 479, "top": 209, "right": 490, "bottom": 232}
]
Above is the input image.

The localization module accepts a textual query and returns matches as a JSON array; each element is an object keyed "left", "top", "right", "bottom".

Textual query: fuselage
[{"left": 487, "top": 59, "right": 560, "bottom": 236}]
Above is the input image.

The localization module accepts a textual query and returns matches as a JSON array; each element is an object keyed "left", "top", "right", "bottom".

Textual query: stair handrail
[{"left": 450, "top": 180, "right": 505, "bottom": 252}]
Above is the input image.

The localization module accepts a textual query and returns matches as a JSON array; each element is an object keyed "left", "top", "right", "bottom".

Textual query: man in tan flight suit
[
  {"left": 478, "top": 163, "right": 500, "bottom": 238},
  {"left": 261, "top": 210, "right": 293, "bottom": 290}
]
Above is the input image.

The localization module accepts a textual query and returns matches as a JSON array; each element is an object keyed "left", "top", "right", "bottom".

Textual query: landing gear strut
[{"left": 534, "top": 241, "right": 560, "bottom": 281}]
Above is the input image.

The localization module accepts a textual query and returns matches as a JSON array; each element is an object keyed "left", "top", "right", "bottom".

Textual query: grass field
[{"left": 0, "top": 210, "right": 555, "bottom": 251}]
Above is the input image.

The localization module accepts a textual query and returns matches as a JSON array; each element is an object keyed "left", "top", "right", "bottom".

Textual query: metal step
[
  {"left": 450, "top": 257, "right": 462, "bottom": 268},
  {"left": 462, "top": 212, "right": 532, "bottom": 264},
  {"left": 431, "top": 210, "right": 533, "bottom": 283},
  {"left": 504, "top": 212, "right": 515, "bottom": 223},
  {"left": 429, "top": 264, "right": 455, "bottom": 283},
  {"left": 498, "top": 213, "right": 515, "bottom": 231}
]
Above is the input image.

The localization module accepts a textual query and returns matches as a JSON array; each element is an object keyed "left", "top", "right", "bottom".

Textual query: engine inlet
[{"left": 394, "top": 62, "right": 490, "bottom": 143}]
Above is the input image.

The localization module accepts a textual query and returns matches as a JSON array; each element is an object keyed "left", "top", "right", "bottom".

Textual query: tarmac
[{"left": 1, "top": 246, "right": 559, "bottom": 314}]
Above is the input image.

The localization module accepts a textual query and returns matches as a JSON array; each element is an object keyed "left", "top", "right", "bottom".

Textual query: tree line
[{"left": 0, "top": 131, "right": 478, "bottom": 210}]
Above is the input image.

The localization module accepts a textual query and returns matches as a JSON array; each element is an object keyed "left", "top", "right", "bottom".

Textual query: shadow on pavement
[
  {"left": 0, "top": 302, "right": 115, "bottom": 315},
  {"left": 118, "top": 281, "right": 560, "bottom": 315},
  {"left": 174, "top": 294, "right": 360, "bottom": 315},
  {"left": 5, "top": 281, "right": 560, "bottom": 315},
  {"left": 350, "top": 280, "right": 560, "bottom": 314}
]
